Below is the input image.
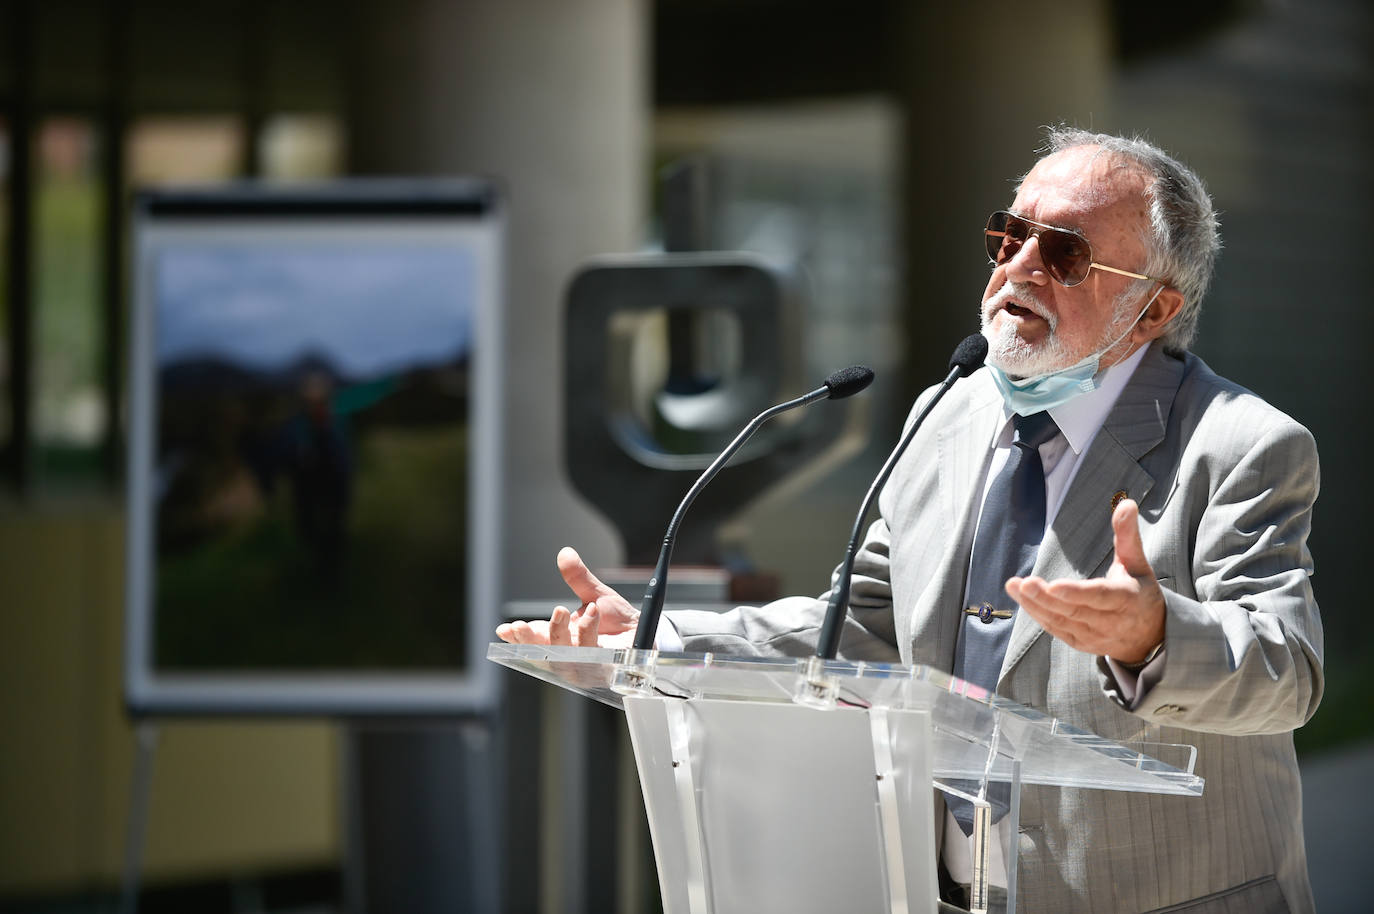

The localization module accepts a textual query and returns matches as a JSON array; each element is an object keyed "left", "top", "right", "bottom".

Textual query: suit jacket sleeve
[
  {"left": 665, "top": 379, "right": 957, "bottom": 662},
  {"left": 1099, "top": 415, "right": 1324, "bottom": 736},
  {"left": 666, "top": 515, "right": 902, "bottom": 662}
]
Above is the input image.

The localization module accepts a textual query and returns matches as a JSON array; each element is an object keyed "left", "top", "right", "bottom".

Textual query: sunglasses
[{"left": 984, "top": 210, "right": 1164, "bottom": 288}]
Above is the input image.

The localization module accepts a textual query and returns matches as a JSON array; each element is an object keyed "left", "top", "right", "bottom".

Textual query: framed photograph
[{"left": 124, "top": 181, "right": 505, "bottom": 715}]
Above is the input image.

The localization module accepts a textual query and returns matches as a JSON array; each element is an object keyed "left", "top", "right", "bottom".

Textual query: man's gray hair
[{"left": 1040, "top": 127, "right": 1221, "bottom": 352}]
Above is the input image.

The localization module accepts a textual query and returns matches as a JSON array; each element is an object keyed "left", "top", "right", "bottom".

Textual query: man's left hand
[{"left": 1005, "top": 498, "right": 1165, "bottom": 665}]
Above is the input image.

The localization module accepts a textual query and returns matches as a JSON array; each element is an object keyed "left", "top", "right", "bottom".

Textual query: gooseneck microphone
[
  {"left": 814, "top": 334, "right": 988, "bottom": 661},
  {"left": 631, "top": 366, "right": 875, "bottom": 650}
]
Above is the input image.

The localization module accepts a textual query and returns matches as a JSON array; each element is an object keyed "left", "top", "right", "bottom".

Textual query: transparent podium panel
[
  {"left": 488, "top": 643, "right": 1204, "bottom": 913},
  {"left": 625, "top": 697, "right": 938, "bottom": 914}
]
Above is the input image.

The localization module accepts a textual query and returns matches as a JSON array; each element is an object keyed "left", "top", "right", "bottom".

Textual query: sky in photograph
[{"left": 156, "top": 242, "right": 476, "bottom": 378}]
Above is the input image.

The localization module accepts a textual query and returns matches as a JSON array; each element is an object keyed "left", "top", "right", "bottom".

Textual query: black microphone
[
  {"left": 814, "top": 334, "right": 988, "bottom": 660},
  {"left": 631, "top": 366, "right": 875, "bottom": 650}
]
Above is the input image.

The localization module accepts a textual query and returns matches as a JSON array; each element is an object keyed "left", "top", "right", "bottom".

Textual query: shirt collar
[{"left": 996, "top": 342, "right": 1151, "bottom": 454}]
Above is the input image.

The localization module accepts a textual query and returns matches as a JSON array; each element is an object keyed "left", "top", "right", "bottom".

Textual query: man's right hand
[{"left": 494, "top": 547, "right": 641, "bottom": 647}]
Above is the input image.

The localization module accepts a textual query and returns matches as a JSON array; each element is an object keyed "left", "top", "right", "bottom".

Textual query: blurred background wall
[{"left": 0, "top": 0, "right": 1369, "bottom": 911}]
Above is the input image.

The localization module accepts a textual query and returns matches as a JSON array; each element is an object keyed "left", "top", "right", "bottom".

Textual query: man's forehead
[{"left": 1014, "top": 147, "right": 1150, "bottom": 228}]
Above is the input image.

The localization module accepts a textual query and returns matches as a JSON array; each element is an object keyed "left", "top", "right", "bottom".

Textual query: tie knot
[{"left": 1013, "top": 411, "right": 1059, "bottom": 450}]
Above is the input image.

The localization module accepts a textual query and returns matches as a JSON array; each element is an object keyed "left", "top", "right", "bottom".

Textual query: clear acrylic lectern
[{"left": 488, "top": 643, "right": 1204, "bottom": 914}]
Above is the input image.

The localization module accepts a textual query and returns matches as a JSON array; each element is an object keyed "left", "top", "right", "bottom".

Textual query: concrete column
[
  {"left": 893, "top": 1, "right": 1114, "bottom": 396},
  {"left": 348, "top": 0, "right": 646, "bottom": 597},
  {"left": 344, "top": 4, "right": 647, "bottom": 912}
]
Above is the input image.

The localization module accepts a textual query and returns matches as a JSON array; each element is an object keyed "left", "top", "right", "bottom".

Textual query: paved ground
[{"left": 1301, "top": 739, "right": 1374, "bottom": 913}]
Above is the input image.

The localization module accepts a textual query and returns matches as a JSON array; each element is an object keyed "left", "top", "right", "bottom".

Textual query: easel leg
[{"left": 120, "top": 721, "right": 160, "bottom": 914}]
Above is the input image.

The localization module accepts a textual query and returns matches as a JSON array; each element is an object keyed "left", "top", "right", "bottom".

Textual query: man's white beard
[
  {"left": 980, "top": 281, "right": 1142, "bottom": 380},
  {"left": 980, "top": 283, "right": 1075, "bottom": 379}
]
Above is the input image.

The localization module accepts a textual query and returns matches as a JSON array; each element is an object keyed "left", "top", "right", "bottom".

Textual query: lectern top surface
[{"left": 487, "top": 643, "right": 1204, "bottom": 796}]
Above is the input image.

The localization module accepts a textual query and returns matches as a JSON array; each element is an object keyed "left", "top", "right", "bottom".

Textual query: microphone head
[
  {"left": 949, "top": 334, "right": 989, "bottom": 377},
  {"left": 823, "top": 365, "right": 875, "bottom": 400}
]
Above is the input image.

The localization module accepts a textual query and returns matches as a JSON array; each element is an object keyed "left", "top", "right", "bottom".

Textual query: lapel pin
[{"left": 1111, "top": 489, "right": 1128, "bottom": 511}]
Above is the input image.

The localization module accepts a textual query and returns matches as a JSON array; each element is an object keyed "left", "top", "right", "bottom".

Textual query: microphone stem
[
  {"left": 815, "top": 364, "right": 962, "bottom": 660},
  {"left": 632, "top": 384, "right": 831, "bottom": 650}
]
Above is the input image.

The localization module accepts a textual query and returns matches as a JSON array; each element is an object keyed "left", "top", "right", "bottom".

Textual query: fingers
[
  {"left": 1111, "top": 499, "right": 1154, "bottom": 579},
  {"left": 549, "top": 606, "right": 573, "bottom": 646},
  {"left": 1010, "top": 579, "right": 1114, "bottom": 653},
  {"left": 555, "top": 547, "right": 639, "bottom": 633},
  {"left": 574, "top": 602, "right": 600, "bottom": 646},
  {"left": 557, "top": 546, "right": 614, "bottom": 606},
  {"left": 1007, "top": 577, "right": 1081, "bottom": 628},
  {"left": 493, "top": 604, "right": 595, "bottom": 647},
  {"left": 497, "top": 619, "right": 549, "bottom": 644},
  {"left": 1012, "top": 574, "right": 1136, "bottom": 612},
  {"left": 1008, "top": 572, "right": 1165, "bottom": 659}
]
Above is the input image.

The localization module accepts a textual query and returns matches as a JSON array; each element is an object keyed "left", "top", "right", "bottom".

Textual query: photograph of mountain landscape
[{"left": 150, "top": 243, "right": 475, "bottom": 672}]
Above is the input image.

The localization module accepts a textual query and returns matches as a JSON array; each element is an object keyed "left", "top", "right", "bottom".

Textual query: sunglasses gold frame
[{"left": 985, "top": 210, "right": 1166, "bottom": 287}]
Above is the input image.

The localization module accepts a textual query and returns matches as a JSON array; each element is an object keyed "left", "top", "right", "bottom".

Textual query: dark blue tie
[{"left": 949, "top": 410, "right": 1059, "bottom": 836}]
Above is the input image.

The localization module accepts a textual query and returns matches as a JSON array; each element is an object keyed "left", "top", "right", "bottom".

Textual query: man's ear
[{"left": 1134, "top": 286, "right": 1185, "bottom": 343}]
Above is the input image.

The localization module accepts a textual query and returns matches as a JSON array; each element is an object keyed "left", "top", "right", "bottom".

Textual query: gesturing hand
[
  {"left": 495, "top": 547, "right": 641, "bottom": 647},
  {"left": 1004, "top": 498, "right": 1166, "bottom": 665}
]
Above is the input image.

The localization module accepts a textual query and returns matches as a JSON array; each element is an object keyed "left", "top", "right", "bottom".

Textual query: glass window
[
  {"left": 32, "top": 116, "right": 105, "bottom": 486},
  {"left": 126, "top": 116, "right": 244, "bottom": 188},
  {"left": 1, "top": 116, "right": 10, "bottom": 458},
  {"left": 259, "top": 114, "right": 344, "bottom": 181}
]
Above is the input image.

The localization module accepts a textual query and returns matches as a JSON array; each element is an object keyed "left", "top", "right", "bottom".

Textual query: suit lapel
[
  {"left": 907, "top": 375, "right": 1002, "bottom": 671},
  {"left": 998, "top": 344, "right": 1185, "bottom": 686}
]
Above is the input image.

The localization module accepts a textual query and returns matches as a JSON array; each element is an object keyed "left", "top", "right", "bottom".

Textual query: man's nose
[{"left": 1003, "top": 235, "right": 1051, "bottom": 286}]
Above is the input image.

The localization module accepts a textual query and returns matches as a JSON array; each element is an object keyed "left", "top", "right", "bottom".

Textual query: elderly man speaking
[{"left": 500, "top": 129, "right": 1323, "bottom": 914}]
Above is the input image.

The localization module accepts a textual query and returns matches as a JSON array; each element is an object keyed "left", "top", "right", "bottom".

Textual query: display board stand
[
  {"left": 488, "top": 643, "right": 1204, "bottom": 914},
  {"left": 120, "top": 723, "right": 159, "bottom": 914}
]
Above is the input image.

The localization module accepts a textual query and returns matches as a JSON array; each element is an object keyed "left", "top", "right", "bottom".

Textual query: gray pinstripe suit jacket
[{"left": 669, "top": 342, "right": 1323, "bottom": 913}]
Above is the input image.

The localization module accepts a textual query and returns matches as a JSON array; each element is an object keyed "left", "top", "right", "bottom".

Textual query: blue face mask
[{"left": 988, "top": 286, "right": 1163, "bottom": 416}]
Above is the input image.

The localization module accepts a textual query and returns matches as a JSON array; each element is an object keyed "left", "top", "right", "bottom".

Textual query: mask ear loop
[
  {"left": 1131, "top": 281, "right": 1167, "bottom": 333},
  {"left": 1090, "top": 281, "right": 1167, "bottom": 373},
  {"left": 1115, "top": 281, "right": 1166, "bottom": 347}
]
